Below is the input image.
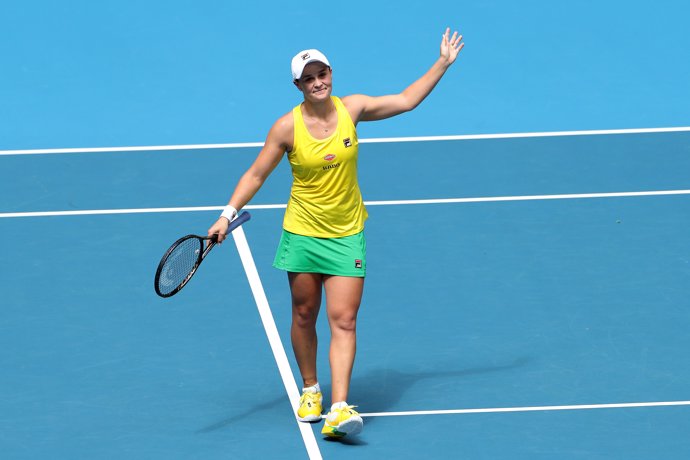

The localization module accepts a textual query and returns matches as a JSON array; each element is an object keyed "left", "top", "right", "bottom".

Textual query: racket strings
[{"left": 157, "top": 237, "right": 203, "bottom": 295}]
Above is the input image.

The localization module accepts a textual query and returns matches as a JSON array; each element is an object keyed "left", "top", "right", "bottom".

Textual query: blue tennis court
[
  {"left": 2, "top": 1, "right": 690, "bottom": 459},
  {"left": 3, "top": 131, "right": 690, "bottom": 459}
]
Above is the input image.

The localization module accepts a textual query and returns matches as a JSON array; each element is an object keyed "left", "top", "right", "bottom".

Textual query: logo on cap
[{"left": 301, "top": 53, "right": 310, "bottom": 61}]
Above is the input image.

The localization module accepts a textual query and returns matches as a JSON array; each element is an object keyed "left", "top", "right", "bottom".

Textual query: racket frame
[{"left": 154, "top": 211, "right": 251, "bottom": 298}]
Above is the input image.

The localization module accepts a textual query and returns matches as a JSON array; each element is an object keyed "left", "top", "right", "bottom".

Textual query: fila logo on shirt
[{"left": 343, "top": 138, "right": 352, "bottom": 148}]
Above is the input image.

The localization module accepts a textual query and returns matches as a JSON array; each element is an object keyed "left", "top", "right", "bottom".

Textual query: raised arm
[
  {"left": 343, "top": 28, "right": 464, "bottom": 123},
  {"left": 207, "top": 113, "right": 293, "bottom": 242}
]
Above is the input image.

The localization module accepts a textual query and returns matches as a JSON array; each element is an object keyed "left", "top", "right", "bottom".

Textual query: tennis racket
[{"left": 154, "top": 211, "right": 251, "bottom": 298}]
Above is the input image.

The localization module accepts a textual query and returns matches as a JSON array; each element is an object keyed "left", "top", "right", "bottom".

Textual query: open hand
[{"left": 440, "top": 27, "right": 464, "bottom": 65}]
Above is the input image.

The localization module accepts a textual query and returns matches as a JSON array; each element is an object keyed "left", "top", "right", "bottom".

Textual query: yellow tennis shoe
[
  {"left": 321, "top": 403, "right": 363, "bottom": 438},
  {"left": 297, "top": 389, "right": 323, "bottom": 422}
]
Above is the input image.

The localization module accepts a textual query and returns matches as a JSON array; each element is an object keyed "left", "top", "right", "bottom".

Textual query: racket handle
[{"left": 225, "top": 211, "right": 251, "bottom": 235}]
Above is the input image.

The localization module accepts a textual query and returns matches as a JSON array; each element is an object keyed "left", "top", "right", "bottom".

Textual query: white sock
[
  {"left": 302, "top": 383, "right": 321, "bottom": 394},
  {"left": 330, "top": 401, "right": 348, "bottom": 411}
]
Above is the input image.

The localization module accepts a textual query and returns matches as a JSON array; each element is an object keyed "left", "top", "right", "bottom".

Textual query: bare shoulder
[
  {"left": 341, "top": 94, "right": 370, "bottom": 124},
  {"left": 267, "top": 110, "right": 295, "bottom": 150},
  {"left": 342, "top": 94, "right": 369, "bottom": 109},
  {"left": 272, "top": 110, "right": 295, "bottom": 137}
]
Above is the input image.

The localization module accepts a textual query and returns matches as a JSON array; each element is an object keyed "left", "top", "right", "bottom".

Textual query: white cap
[{"left": 291, "top": 49, "right": 331, "bottom": 81}]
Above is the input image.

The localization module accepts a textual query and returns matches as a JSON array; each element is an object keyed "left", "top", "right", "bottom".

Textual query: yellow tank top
[{"left": 283, "top": 96, "right": 368, "bottom": 237}]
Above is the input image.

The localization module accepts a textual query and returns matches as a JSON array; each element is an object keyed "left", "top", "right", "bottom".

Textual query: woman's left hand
[{"left": 440, "top": 27, "right": 464, "bottom": 65}]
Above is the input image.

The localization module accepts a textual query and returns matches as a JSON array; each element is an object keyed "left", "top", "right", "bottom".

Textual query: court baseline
[
  {"left": 1, "top": 126, "right": 689, "bottom": 156},
  {"left": 1, "top": 189, "right": 689, "bottom": 219}
]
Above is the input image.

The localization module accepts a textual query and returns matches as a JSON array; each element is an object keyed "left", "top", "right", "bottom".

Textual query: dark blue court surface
[{"left": 2, "top": 130, "right": 690, "bottom": 459}]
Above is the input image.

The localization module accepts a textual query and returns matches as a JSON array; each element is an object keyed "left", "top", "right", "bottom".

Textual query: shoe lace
[
  {"left": 335, "top": 405, "right": 358, "bottom": 414},
  {"left": 300, "top": 392, "right": 320, "bottom": 405},
  {"left": 326, "top": 405, "right": 361, "bottom": 425}
]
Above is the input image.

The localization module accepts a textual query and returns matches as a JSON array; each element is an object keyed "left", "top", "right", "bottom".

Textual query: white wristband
[{"left": 220, "top": 205, "right": 238, "bottom": 222}]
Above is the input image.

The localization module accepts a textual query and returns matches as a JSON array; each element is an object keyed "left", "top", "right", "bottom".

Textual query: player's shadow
[
  {"left": 195, "top": 396, "right": 287, "bottom": 434},
  {"left": 343, "top": 356, "right": 532, "bottom": 427},
  {"left": 196, "top": 395, "right": 370, "bottom": 446},
  {"left": 196, "top": 356, "right": 530, "bottom": 435}
]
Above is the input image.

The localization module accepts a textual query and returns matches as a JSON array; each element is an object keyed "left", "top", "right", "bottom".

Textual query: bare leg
[
  {"left": 323, "top": 275, "right": 364, "bottom": 404},
  {"left": 288, "top": 272, "right": 323, "bottom": 388}
]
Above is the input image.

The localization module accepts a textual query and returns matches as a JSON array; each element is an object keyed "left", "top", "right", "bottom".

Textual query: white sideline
[{"left": 231, "top": 226, "right": 322, "bottom": 460}]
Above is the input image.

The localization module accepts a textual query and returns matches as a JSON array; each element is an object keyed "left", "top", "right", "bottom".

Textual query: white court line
[
  {"left": 1, "top": 126, "right": 689, "bottom": 155},
  {"left": 0, "top": 142, "right": 263, "bottom": 155},
  {"left": 0, "top": 204, "right": 284, "bottom": 219},
  {"left": 359, "top": 400, "right": 690, "bottom": 418},
  {"left": 231, "top": 226, "right": 322, "bottom": 460},
  {"left": 2, "top": 189, "right": 690, "bottom": 219}
]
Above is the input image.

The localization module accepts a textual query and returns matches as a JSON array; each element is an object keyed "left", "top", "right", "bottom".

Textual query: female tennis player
[{"left": 208, "top": 28, "right": 463, "bottom": 438}]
